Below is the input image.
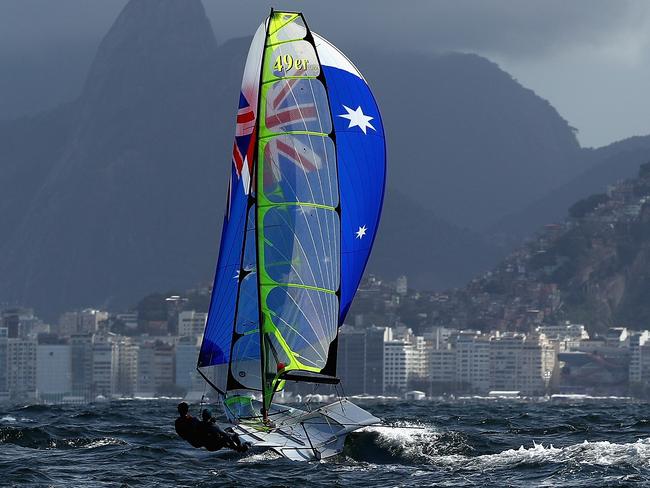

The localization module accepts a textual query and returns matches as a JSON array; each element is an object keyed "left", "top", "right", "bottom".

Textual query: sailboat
[{"left": 197, "top": 9, "right": 386, "bottom": 461}]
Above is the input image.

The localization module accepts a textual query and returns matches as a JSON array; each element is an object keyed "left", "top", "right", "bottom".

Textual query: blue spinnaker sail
[{"left": 314, "top": 34, "right": 386, "bottom": 326}]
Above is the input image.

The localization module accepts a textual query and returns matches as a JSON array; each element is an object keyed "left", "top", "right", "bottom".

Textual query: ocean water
[{"left": 2, "top": 398, "right": 650, "bottom": 487}]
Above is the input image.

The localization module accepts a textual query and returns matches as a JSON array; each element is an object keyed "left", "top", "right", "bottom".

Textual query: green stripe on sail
[{"left": 256, "top": 10, "right": 340, "bottom": 414}]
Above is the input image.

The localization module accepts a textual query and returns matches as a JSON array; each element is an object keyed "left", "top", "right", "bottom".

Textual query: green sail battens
[{"left": 255, "top": 11, "right": 340, "bottom": 414}]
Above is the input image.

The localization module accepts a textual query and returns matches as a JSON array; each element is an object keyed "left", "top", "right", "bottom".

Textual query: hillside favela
[{"left": 6, "top": 161, "right": 650, "bottom": 402}]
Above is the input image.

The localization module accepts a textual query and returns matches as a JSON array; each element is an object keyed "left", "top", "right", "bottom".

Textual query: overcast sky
[{"left": 1, "top": 0, "right": 649, "bottom": 147}]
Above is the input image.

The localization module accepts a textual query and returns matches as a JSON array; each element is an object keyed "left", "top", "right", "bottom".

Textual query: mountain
[
  {"left": 371, "top": 189, "right": 503, "bottom": 291},
  {"left": 432, "top": 161, "right": 650, "bottom": 336},
  {"left": 353, "top": 51, "right": 587, "bottom": 231},
  {"left": 542, "top": 164, "right": 650, "bottom": 332},
  {"left": 489, "top": 135, "right": 650, "bottom": 243},
  {"left": 0, "top": 0, "right": 647, "bottom": 318},
  {"left": 0, "top": 0, "right": 227, "bottom": 317}
]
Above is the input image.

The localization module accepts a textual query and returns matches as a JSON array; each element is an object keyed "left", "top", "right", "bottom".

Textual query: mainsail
[{"left": 198, "top": 10, "right": 385, "bottom": 425}]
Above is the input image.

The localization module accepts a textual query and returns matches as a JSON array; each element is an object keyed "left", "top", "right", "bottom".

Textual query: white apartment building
[
  {"left": 455, "top": 333, "right": 491, "bottom": 393},
  {"left": 629, "top": 331, "right": 650, "bottom": 384},
  {"left": 489, "top": 333, "right": 545, "bottom": 395},
  {"left": 178, "top": 311, "right": 208, "bottom": 338},
  {"left": 383, "top": 328, "right": 427, "bottom": 393},
  {"left": 384, "top": 339, "right": 411, "bottom": 393}
]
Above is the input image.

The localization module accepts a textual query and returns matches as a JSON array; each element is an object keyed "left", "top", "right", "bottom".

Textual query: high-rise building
[
  {"left": 37, "top": 340, "right": 72, "bottom": 402},
  {"left": 629, "top": 331, "right": 650, "bottom": 385},
  {"left": 1, "top": 308, "right": 45, "bottom": 339},
  {"left": 337, "top": 325, "right": 368, "bottom": 395},
  {"left": 0, "top": 327, "right": 8, "bottom": 400},
  {"left": 177, "top": 311, "right": 207, "bottom": 338},
  {"left": 116, "top": 337, "right": 139, "bottom": 396},
  {"left": 384, "top": 338, "right": 410, "bottom": 393},
  {"left": 136, "top": 341, "right": 175, "bottom": 396},
  {"left": 365, "top": 326, "right": 387, "bottom": 395},
  {"left": 489, "top": 333, "right": 545, "bottom": 395},
  {"left": 175, "top": 336, "right": 201, "bottom": 392},
  {"left": 336, "top": 325, "right": 388, "bottom": 396},
  {"left": 92, "top": 334, "right": 119, "bottom": 398},
  {"left": 70, "top": 333, "right": 93, "bottom": 399},
  {"left": 454, "top": 332, "right": 490, "bottom": 393},
  {"left": 6, "top": 338, "right": 37, "bottom": 400},
  {"left": 383, "top": 328, "right": 426, "bottom": 394}
]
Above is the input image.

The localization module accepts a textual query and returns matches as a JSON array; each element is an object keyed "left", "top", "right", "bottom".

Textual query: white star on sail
[
  {"left": 356, "top": 225, "right": 367, "bottom": 239},
  {"left": 339, "top": 105, "right": 376, "bottom": 134}
]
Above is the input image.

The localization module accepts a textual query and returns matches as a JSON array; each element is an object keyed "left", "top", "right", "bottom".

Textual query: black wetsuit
[
  {"left": 199, "top": 415, "right": 246, "bottom": 452},
  {"left": 175, "top": 415, "right": 203, "bottom": 448}
]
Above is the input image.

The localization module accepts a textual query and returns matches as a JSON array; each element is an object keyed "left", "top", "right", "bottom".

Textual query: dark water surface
[{"left": 2, "top": 398, "right": 650, "bottom": 487}]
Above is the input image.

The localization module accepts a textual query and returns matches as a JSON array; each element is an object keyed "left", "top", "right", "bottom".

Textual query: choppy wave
[
  {"left": 462, "top": 439, "right": 650, "bottom": 469},
  {"left": 2, "top": 398, "right": 650, "bottom": 487},
  {"left": 347, "top": 420, "right": 650, "bottom": 473},
  {"left": 0, "top": 425, "right": 126, "bottom": 450}
]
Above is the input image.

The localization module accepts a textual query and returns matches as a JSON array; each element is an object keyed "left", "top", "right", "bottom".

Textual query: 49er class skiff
[{"left": 197, "top": 9, "right": 386, "bottom": 461}]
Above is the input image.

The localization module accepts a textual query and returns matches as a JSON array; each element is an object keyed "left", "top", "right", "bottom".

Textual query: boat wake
[{"left": 344, "top": 422, "right": 650, "bottom": 470}]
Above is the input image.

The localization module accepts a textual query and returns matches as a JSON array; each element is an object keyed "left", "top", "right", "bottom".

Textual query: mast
[
  {"left": 254, "top": 9, "right": 273, "bottom": 421},
  {"left": 255, "top": 11, "right": 343, "bottom": 415}
]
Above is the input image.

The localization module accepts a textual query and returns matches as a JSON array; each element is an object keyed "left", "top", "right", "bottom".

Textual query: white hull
[{"left": 232, "top": 399, "right": 379, "bottom": 461}]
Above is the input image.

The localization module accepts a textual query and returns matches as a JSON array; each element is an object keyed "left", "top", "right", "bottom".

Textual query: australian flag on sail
[
  {"left": 314, "top": 35, "right": 386, "bottom": 327},
  {"left": 264, "top": 135, "right": 323, "bottom": 187},
  {"left": 226, "top": 92, "right": 256, "bottom": 219},
  {"left": 265, "top": 78, "right": 322, "bottom": 133}
]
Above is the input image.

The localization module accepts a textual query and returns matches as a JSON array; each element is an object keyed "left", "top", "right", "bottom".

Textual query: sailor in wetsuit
[
  {"left": 174, "top": 402, "right": 249, "bottom": 453},
  {"left": 199, "top": 409, "right": 249, "bottom": 453},
  {"left": 174, "top": 402, "right": 203, "bottom": 448}
]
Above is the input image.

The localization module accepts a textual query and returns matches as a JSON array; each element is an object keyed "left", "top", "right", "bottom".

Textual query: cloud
[
  {"left": 2, "top": 0, "right": 648, "bottom": 63},
  {"left": 204, "top": 0, "right": 650, "bottom": 61}
]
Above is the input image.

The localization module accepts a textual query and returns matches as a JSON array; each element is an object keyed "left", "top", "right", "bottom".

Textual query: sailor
[
  {"left": 174, "top": 402, "right": 203, "bottom": 448},
  {"left": 199, "top": 409, "right": 249, "bottom": 453}
]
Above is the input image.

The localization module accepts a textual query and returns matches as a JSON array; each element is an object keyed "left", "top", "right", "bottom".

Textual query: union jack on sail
[
  {"left": 265, "top": 78, "right": 318, "bottom": 132},
  {"left": 227, "top": 92, "right": 257, "bottom": 218},
  {"left": 233, "top": 93, "right": 256, "bottom": 183}
]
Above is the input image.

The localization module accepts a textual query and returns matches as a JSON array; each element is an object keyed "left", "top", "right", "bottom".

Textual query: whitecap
[
  {"left": 84, "top": 437, "right": 126, "bottom": 449},
  {"left": 359, "top": 421, "right": 442, "bottom": 461},
  {"left": 237, "top": 450, "right": 282, "bottom": 463},
  {"left": 433, "top": 438, "right": 650, "bottom": 470}
]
